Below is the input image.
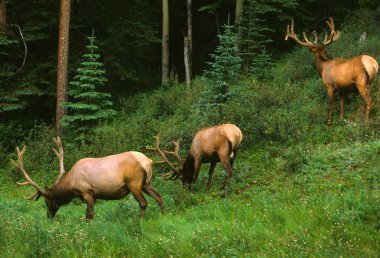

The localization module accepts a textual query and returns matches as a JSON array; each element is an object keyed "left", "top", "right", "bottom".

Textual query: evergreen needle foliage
[
  {"left": 61, "top": 30, "right": 117, "bottom": 141},
  {"left": 239, "top": 0, "right": 279, "bottom": 78},
  {"left": 0, "top": 26, "right": 43, "bottom": 113},
  {"left": 199, "top": 20, "right": 241, "bottom": 116}
]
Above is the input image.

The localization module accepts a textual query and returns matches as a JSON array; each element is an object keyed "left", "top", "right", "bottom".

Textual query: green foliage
[
  {"left": 199, "top": 21, "right": 241, "bottom": 120},
  {"left": 0, "top": 0, "right": 58, "bottom": 116},
  {"left": 86, "top": 1, "right": 161, "bottom": 88},
  {"left": 239, "top": 0, "right": 276, "bottom": 77},
  {"left": 61, "top": 31, "right": 117, "bottom": 141},
  {"left": 0, "top": 25, "right": 43, "bottom": 114}
]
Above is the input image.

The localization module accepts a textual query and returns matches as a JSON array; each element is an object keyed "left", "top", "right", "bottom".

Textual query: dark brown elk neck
[
  {"left": 49, "top": 175, "right": 76, "bottom": 205},
  {"left": 313, "top": 51, "right": 330, "bottom": 76},
  {"left": 181, "top": 153, "right": 195, "bottom": 183}
]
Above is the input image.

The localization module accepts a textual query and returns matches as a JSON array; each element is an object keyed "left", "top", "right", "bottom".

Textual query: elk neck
[
  {"left": 313, "top": 50, "right": 330, "bottom": 76},
  {"left": 181, "top": 152, "right": 195, "bottom": 183},
  {"left": 48, "top": 174, "right": 76, "bottom": 205}
]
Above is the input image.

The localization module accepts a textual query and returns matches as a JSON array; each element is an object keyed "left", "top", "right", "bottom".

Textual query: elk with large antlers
[
  {"left": 11, "top": 137, "right": 164, "bottom": 220},
  {"left": 147, "top": 123, "right": 243, "bottom": 197},
  {"left": 285, "top": 17, "right": 378, "bottom": 125}
]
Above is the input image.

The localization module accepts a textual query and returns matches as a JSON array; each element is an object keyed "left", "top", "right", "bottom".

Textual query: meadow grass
[{"left": 0, "top": 139, "right": 378, "bottom": 257}]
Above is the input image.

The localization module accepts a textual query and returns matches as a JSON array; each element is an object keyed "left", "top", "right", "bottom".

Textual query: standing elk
[
  {"left": 11, "top": 137, "right": 164, "bottom": 220},
  {"left": 285, "top": 17, "right": 379, "bottom": 125},
  {"left": 147, "top": 123, "right": 243, "bottom": 197}
]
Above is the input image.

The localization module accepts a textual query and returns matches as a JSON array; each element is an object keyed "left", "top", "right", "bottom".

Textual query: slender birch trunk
[
  {"left": 235, "top": 0, "right": 244, "bottom": 53},
  {"left": 184, "top": 0, "right": 192, "bottom": 88},
  {"left": 162, "top": 0, "right": 169, "bottom": 85}
]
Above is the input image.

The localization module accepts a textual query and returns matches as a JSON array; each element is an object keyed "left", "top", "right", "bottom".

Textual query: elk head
[
  {"left": 11, "top": 137, "right": 65, "bottom": 218},
  {"left": 285, "top": 17, "right": 341, "bottom": 61}
]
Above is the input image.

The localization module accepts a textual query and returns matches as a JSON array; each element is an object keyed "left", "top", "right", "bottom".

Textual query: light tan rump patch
[
  {"left": 130, "top": 152, "right": 153, "bottom": 184},
  {"left": 361, "top": 55, "right": 379, "bottom": 82}
]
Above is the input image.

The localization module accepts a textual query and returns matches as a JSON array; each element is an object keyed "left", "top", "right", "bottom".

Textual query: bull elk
[
  {"left": 11, "top": 137, "right": 164, "bottom": 220},
  {"left": 285, "top": 17, "right": 379, "bottom": 125},
  {"left": 147, "top": 123, "right": 243, "bottom": 197}
]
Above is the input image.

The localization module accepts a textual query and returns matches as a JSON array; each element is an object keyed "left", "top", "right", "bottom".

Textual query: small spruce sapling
[
  {"left": 199, "top": 19, "right": 242, "bottom": 113},
  {"left": 61, "top": 30, "right": 116, "bottom": 141}
]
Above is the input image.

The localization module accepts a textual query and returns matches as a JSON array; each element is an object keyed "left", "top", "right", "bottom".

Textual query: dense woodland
[
  {"left": 0, "top": 0, "right": 378, "bottom": 124},
  {"left": 0, "top": 0, "right": 380, "bottom": 257}
]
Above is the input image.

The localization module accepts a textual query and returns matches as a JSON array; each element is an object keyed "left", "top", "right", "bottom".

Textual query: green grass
[{"left": 0, "top": 139, "right": 379, "bottom": 257}]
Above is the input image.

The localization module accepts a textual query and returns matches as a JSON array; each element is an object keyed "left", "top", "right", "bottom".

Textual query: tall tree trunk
[
  {"left": 235, "top": 0, "right": 244, "bottom": 53},
  {"left": 184, "top": 37, "right": 190, "bottom": 88},
  {"left": 235, "top": 0, "right": 244, "bottom": 25},
  {"left": 56, "top": 0, "right": 71, "bottom": 136},
  {"left": 162, "top": 0, "right": 169, "bottom": 85},
  {"left": 0, "top": 0, "right": 6, "bottom": 25},
  {"left": 184, "top": 0, "right": 192, "bottom": 88}
]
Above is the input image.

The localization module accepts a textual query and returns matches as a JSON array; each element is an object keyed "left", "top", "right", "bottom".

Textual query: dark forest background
[{"left": 1, "top": 0, "right": 378, "bottom": 123}]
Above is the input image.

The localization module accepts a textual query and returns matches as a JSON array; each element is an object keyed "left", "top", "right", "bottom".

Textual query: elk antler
[
  {"left": 285, "top": 18, "right": 317, "bottom": 47},
  {"left": 52, "top": 136, "right": 65, "bottom": 186},
  {"left": 286, "top": 17, "right": 341, "bottom": 48},
  {"left": 322, "top": 17, "right": 341, "bottom": 46},
  {"left": 146, "top": 132, "right": 182, "bottom": 180},
  {"left": 11, "top": 146, "right": 46, "bottom": 200}
]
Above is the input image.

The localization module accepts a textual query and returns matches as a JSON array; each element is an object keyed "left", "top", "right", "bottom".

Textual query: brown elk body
[
  {"left": 11, "top": 138, "right": 164, "bottom": 220},
  {"left": 285, "top": 18, "right": 379, "bottom": 125},
  {"left": 148, "top": 123, "right": 243, "bottom": 197}
]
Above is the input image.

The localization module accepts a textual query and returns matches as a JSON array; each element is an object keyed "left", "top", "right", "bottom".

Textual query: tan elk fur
[
  {"left": 11, "top": 138, "right": 164, "bottom": 220},
  {"left": 148, "top": 123, "right": 243, "bottom": 197}
]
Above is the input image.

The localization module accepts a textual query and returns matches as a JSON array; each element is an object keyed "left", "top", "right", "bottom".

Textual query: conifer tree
[
  {"left": 61, "top": 30, "right": 116, "bottom": 140},
  {"left": 200, "top": 20, "right": 241, "bottom": 109},
  {"left": 239, "top": 0, "right": 273, "bottom": 78}
]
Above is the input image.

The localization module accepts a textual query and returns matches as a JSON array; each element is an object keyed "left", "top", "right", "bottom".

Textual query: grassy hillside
[
  {"left": 0, "top": 139, "right": 379, "bottom": 257},
  {"left": 0, "top": 9, "right": 379, "bottom": 257}
]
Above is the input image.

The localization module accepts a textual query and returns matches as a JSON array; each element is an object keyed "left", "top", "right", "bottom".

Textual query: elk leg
[
  {"left": 230, "top": 149, "right": 239, "bottom": 169},
  {"left": 82, "top": 191, "right": 95, "bottom": 221},
  {"left": 357, "top": 84, "right": 372, "bottom": 121},
  {"left": 131, "top": 190, "right": 148, "bottom": 218},
  {"left": 220, "top": 158, "right": 233, "bottom": 198},
  {"left": 206, "top": 162, "right": 217, "bottom": 189},
  {"left": 339, "top": 93, "right": 344, "bottom": 120},
  {"left": 327, "top": 87, "right": 334, "bottom": 125},
  {"left": 142, "top": 185, "right": 165, "bottom": 214}
]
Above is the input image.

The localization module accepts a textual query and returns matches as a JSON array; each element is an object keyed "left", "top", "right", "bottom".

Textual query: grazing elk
[
  {"left": 285, "top": 17, "right": 379, "bottom": 125},
  {"left": 147, "top": 123, "right": 243, "bottom": 197},
  {"left": 11, "top": 137, "right": 164, "bottom": 220}
]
